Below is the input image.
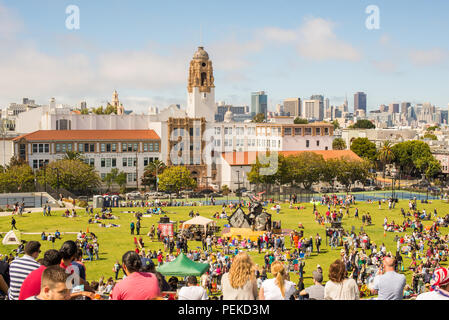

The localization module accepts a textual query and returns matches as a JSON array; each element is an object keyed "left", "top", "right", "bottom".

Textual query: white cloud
[
  {"left": 0, "top": 3, "right": 23, "bottom": 39},
  {"left": 297, "top": 17, "right": 361, "bottom": 61},
  {"left": 409, "top": 48, "right": 447, "bottom": 66},
  {"left": 258, "top": 18, "right": 361, "bottom": 62},
  {"left": 371, "top": 59, "right": 398, "bottom": 73}
]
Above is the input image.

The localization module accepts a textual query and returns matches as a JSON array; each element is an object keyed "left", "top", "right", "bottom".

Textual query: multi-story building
[
  {"left": 251, "top": 91, "right": 268, "bottom": 118},
  {"left": 283, "top": 98, "right": 301, "bottom": 117},
  {"left": 388, "top": 103, "right": 400, "bottom": 114},
  {"left": 12, "top": 130, "right": 161, "bottom": 188},
  {"left": 354, "top": 92, "right": 367, "bottom": 113},
  {"left": 302, "top": 99, "right": 324, "bottom": 121},
  {"left": 6, "top": 98, "right": 40, "bottom": 117}
]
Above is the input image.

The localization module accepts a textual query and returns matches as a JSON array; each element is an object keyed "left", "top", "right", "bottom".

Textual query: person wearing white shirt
[
  {"left": 259, "top": 261, "right": 296, "bottom": 300},
  {"left": 178, "top": 276, "right": 208, "bottom": 300}
]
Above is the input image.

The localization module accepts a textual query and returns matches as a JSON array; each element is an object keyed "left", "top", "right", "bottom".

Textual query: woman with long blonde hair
[
  {"left": 259, "top": 261, "right": 296, "bottom": 300},
  {"left": 221, "top": 252, "right": 258, "bottom": 300}
]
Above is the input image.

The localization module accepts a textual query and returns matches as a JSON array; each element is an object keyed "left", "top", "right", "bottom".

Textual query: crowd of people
[{"left": 1, "top": 193, "right": 449, "bottom": 301}]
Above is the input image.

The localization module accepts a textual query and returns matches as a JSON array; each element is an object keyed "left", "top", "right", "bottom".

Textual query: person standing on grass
[
  {"left": 130, "top": 221, "right": 135, "bottom": 235},
  {"left": 136, "top": 220, "right": 141, "bottom": 235},
  {"left": 11, "top": 216, "right": 17, "bottom": 230}
]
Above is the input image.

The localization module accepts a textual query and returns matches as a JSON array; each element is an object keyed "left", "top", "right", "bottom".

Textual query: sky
[{"left": 0, "top": 0, "right": 448, "bottom": 113}]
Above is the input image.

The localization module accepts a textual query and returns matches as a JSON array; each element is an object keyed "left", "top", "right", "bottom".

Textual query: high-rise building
[
  {"left": 389, "top": 103, "right": 400, "bottom": 114},
  {"left": 283, "top": 98, "right": 301, "bottom": 117},
  {"left": 310, "top": 95, "right": 324, "bottom": 101},
  {"left": 401, "top": 102, "right": 411, "bottom": 114},
  {"left": 251, "top": 91, "right": 268, "bottom": 118},
  {"left": 186, "top": 47, "right": 215, "bottom": 122},
  {"left": 354, "top": 92, "right": 367, "bottom": 113},
  {"left": 302, "top": 99, "right": 324, "bottom": 121}
]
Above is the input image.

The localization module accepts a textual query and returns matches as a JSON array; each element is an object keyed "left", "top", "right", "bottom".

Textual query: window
[
  {"left": 112, "top": 158, "right": 116, "bottom": 167},
  {"left": 90, "top": 159, "right": 95, "bottom": 166},
  {"left": 149, "top": 143, "right": 153, "bottom": 152},
  {"left": 122, "top": 158, "right": 127, "bottom": 167},
  {"left": 112, "top": 143, "right": 117, "bottom": 152},
  {"left": 143, "top": 144, "right": 148, "bottom": 152},
  {"left": 325, "top": 146, "right": 329, "bottom": 150},
  {"left": 144, "top": 157, "right": 149, "bottom": 166},
  {"left": 305, "top": 128, "right": 312, "bottom": 135},
  {"left": 325, "top": 127, "right": 329, "bottom": 135},
  {"left": 101, "top": 173, "right": 106, "bottom": 180},
  {"left": 127, "top": 158, "right": 133, "bottom": 167},
  {"left": 190, "top": 128, "right": 194, "bottom": 137},
  {"left": 122, "top": 143, "right": 127, "bottom": 152},
  {"left": 154, "top": 143, "right": 159, "bottom": 152},
  {"left": 317, "top": 140, "right": 320, "bottom": 147},
  {"left": 101, "top": 158, "right": 106, "bottom": 167},
  {"left": 89, "top": 144, "right": 95, "bottom": 152},
  {"left": 284, "top": 128, "right": 292, "bottom": 135},
  {"left": 79, "top": 144, "right": 84, "bottom": 152},
  {"left": 133, "top": 144, "right": 138, "bottom": 152},
  {"left": 106, "top": 158, "right": 112, "bottom": 167},
  {"left": 38, "top": 144, "right": 44, "bottom": 153},
  {"left": 306, "top": 140, "right": 310, "bottom": 148},
  {"left": 33, "top": 160, "right": 38, "bottom": 169},
  {"left": 215, "top": 127, "right": 221, "bottom": 135},
  {"left": 316, "top": 128, "right": 321, "bottom": 135},
  {"left": 33, "top": 144, "right": 38, "bottom": 153},
  {"left": 67, "top": 144, "right": 72, "bottom": 152},
  {"left": 44, "top": 144, "right": 49, "bottom": 153},
  {"left": 294, "top": 128, "right": 302, "bottom": 135},
  {"left": 106, "top": 144, "right": 111, "bottom": 152},
  {"left": 101, "top": 144, "right": 106, "bottom": 152},
  {"left": 61, "top": 144, "right": 66, "bottom": 152},
  {"left": 56, "top": 144, "right": 60, "bottom": 152}
]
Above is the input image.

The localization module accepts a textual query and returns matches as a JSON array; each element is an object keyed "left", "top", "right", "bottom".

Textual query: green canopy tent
[{"left": 156, "top": 253, "right": 209, "bottom": 277}]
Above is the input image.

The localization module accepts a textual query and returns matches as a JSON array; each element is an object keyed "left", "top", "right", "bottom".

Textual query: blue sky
[{"left": 0, "top": 0, "right": 448, "bottom": 112}]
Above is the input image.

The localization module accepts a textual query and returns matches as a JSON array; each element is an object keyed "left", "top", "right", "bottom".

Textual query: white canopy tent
[
  {"left": 181, "top": 216, "right": 216, "bottom": 234},
  {"left": 2, "top": 230, "right": 20, "bottom": 245}
]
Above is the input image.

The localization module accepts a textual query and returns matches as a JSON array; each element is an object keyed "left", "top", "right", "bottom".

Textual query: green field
[{"left": 1, "top": 198, "right": 448, "bottom": 288}]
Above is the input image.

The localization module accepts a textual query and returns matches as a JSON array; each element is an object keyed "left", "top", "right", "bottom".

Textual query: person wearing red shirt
[
  {"left": 19, "top": 249, "right": 62, "bottom": 300},
  {"left": 110, "top": 251, "right": 160, "bottom": 300}
]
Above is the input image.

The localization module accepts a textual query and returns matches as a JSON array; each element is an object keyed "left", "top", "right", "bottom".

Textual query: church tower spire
[{"left": 187, "top": 46, "right": 215, "bottom": 122}]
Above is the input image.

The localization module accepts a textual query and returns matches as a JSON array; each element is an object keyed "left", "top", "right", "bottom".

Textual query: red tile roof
[
  {"left": 13, "top": 130, "right": 160, "bottom": 142},
  {"left": 222, "top": 150, "right": 361, "bottom": 166}
]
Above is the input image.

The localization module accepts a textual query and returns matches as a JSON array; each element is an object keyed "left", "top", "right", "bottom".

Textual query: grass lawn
[{"left": 1, "top": 198, "right": 448, "bottom": 288}]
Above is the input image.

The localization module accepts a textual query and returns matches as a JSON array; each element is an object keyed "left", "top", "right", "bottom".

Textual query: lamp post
[{"left": 236, "top": 170, "right": 241, "bottom": 203}]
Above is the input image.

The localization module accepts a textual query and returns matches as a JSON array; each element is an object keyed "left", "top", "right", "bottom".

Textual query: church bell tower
[{"left": 187, "top": 46, "right": 215, "bottom": 122}]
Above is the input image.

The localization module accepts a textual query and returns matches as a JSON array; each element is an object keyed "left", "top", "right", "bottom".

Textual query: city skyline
[{"left": 0, "top": 0, "right": 448, "bottom": 113}]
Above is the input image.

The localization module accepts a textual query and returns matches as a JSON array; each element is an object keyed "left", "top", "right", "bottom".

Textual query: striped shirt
[{"left": 8, "top": 255, "right": 40, "bottom": 300}]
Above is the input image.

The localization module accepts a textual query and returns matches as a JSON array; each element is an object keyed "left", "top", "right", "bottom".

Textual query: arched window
[{"left": 201, "top": 72, "right": 207, "bottom": 86}]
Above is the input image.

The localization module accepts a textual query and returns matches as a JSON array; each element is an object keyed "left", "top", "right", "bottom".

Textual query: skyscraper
[
  {"left": 354, "top": 92, "right": 367, "bottom": 113},
  {"left": 251, "top": 91, "right": 268, "bottom": 118},
  {"left": 401, "top": 102, "right": 411, "bottom": 114},
  {"left": 283, "top": 98, "right": 301, "bottom": 117},
  {"left": 303, "top": 99, "right": 324, "bottom": 121},
  {"left": 389, "top": 103, "right": 400, "bottom": 114}
]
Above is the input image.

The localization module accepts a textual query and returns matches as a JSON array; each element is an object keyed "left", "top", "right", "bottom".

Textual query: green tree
[
  {"left": 80, "top": 108, "right": 89, "bottom": 115},
  {"left": 293, "top": 118, "right": 308, "bottom": 124},
  {"left": 336, "top": 158, "right": 371, "bottom": 193},
  {"left": 104, "top": 103, "right": 117, "bottom": 115},
  {"left": 391, "top": 140, "right": 434, "bottom": 177},
  {"left": 39, "top": 159, "right": 101, "bottom": 193},
  {"left": 221, "top": 185, "right": 230, "bottom": 196},
  {"left": 62, "top": 151, "right": 84, "bottom": 161},
  {"left": 321, "top": 158, "right": 341, "bottom": 191},
  {"left": 287, "top": 152, "right": 324, "bottom": 190},
  {"left": 103, "top": 168, "right": 119, "bottom": 192},
  {"left": 350, "top": 137, "right": 377, "bottom": 162},
  {"left": 423, "top": 133, "right": 437, "bottom": 140},
  {"left": 331, "top": 120, "right": 340, "bottom": 130},
  {"left": 141, "top": 160, "right": 166, "bottom": 190},
  {"left": 377, "top": 140, "right": 395, "bottom": 181},
  {"left": 349, "top": 119, "right": 375, "bottom": 129},
  {"left": 332, "top": 138, "right": 347, "bottom": 150},
  {"left": 0, "top": 163, "right": 35, "bottom": 193},
  {"left": 115, "top": 171, "right": 127, "bottom": 194},
  {"left": 252, "top": 113, "right": 265, "bottom": 123},
  {"left": 158, "top": 166, "right": 197, "bottom": 194}
]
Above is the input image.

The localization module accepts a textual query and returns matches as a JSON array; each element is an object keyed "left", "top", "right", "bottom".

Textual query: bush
[{"left": 78, "top": 200, "right": 88, "bottom": 207}]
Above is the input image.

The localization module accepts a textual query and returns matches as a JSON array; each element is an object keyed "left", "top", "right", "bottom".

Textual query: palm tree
[
  {"left": 62, "top": 151, "right": 84, "bottom": 161},
  {"left": 378, "top": 140, "right": 395, "bottom": 186},
  {"left": 142, "top": 160, "right": 166, "bottom": 191}
]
